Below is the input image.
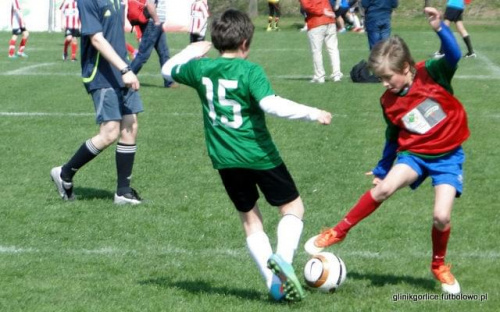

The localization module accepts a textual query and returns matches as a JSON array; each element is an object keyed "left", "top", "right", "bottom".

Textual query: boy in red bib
[{"left": 305, "top": 7, "right": 469, "bottom": 295}]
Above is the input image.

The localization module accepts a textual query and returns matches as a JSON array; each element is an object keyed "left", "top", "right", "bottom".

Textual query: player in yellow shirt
[{"left": 267, "top": 0, "right": 281, "bottom": 31}]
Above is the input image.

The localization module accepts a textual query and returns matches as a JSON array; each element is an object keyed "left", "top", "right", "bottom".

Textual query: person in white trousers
[{"left": 301, "top": 0, "right": 342, "bottom": 83}]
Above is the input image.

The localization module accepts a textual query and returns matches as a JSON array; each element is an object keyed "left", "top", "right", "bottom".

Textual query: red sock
[
  {"left": 334, "top": 190, "right": 382, "bottom": 236},
  {"left": 71, "top": 42, "right": 77, "bottom": 59},
  {"left": 431, "top": 225, "right": 450, "bottom": 269},
  {"left": 18, "top": 38, "right": 27, "bottom": 53},
  {"left": 126, "top": 43, "right": 135, "bottom": 55},
  {"left": 63, "top": 40, "right": 70, "bottom": 55},
  {"left": 9, "top": 39, "right": 16, "bottom": 56},
  {"left": 135, "top": 26, "right": 142, "bottom": 41}
]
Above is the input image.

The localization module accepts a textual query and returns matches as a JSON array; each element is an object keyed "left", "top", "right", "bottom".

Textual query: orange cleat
[
  {"left": 304, "top": 228, "right": 345, "bottom": 255},
  {"left": 432, "top": 264, "right": 461, "bottom": 294}
]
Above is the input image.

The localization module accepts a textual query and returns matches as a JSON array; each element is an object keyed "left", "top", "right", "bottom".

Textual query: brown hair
[
  {"left": 210, "top": 9, "right": 254, "bottom": 53},
  {"left": 368, "top": 36, "right": 415, "bottom": 76}
]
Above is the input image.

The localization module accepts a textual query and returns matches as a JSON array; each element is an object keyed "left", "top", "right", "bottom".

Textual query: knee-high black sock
[
  {"left": 61, "top": 139, "right": 101, "bottom": 181},
  {"left": 116, "top": 142, "right": 136, "bottom": 195},
  {"left": 463, "top": 35, "right": 474, "bottom": 54}
]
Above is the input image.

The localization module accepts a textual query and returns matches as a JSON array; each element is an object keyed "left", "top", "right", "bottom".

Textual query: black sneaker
[
  {"left": 114, "top": 188, "right": 142, "bottom": 205},
  {"left": 50, "top": 166, "right": 75, "bottom": 200}
]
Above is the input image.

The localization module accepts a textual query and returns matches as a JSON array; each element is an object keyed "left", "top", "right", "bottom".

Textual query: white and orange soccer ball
[{"left": 303, "top": 252, "right": 347, "bottom": 292}]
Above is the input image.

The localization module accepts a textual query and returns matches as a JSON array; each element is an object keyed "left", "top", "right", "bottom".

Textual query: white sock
[
  {"left": 353, "top": 15, "right": 361, "bottom": 28},
  {"left": 246, "top": 231, "right": 279, "bottom": 289},
  {"left": 276, "top": 214, "right": 304, "bottom": 264}
]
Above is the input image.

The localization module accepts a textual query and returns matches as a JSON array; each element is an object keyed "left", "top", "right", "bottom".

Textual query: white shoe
[
  {"left": 114, "top": 188, "right": 142, "bottom": 205},
  {"left": 442, "top": 279, "right": 461, "bottom": 295},
  {"left": 304, "top": 235, "right": 324, "bottom": 255},
  {"left": 432, "top": 264, "right": 461, "bottom": 295},
  {"left": 433, "top": 51, "right": 445, "bottom": 59},
  {"left": 310, "top": 77, "right": 325, "bottom": 84},
  {"left": 50, "top": 166, "right": 75, "bottom": 200},
  {"left": 330, "top": 72, "right": 344, "bottom": 82}
]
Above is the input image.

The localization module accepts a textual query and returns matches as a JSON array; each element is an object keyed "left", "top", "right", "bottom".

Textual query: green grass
[{"left": 0, "top": 15, "right": 499, "bottom": 311}]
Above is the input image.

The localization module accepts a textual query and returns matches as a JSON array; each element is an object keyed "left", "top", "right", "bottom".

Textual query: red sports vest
[
  {"left": 127, "top": 0, "right": 148, "bottom": 25},
  {"left": 380, "top": 62, "right": 469, "bottom": 155}
]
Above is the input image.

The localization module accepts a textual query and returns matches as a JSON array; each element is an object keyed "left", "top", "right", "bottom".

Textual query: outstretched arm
[
  {"left": 161, "top": 41, "right": 212, "bottom": 81},
  {"left": 425, "top": 7, "right": 461, "bottom": 66},
  {"left": 259, "top": 96, "right": 332, "bottom": 125}
]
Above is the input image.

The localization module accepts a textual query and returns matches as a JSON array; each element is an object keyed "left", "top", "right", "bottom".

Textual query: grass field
[{"left": 1, "top": 14, "right": 499, "bottom": 312}]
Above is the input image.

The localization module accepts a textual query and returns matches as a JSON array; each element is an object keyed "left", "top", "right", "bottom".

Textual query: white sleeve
[
  {"left": 161, "top": 44, "right": 205, "bottom": 81},
  {"left": 259, "top": 95, "right": 321, "bottom": 121}
]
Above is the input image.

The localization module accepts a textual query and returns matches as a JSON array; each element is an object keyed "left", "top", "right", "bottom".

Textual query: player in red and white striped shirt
[
  {"left": 60, "top": 0, "right": 81, "bottom": 61},
  {"left": 9, "top": 0, "right": 29, "bottom": 58},
  {"left": 189, "top": 0, "right": 210, "bottom": 43}
]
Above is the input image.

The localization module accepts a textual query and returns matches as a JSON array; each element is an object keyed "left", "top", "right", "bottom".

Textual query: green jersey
[{"left": 172, "top": 57, "right": 283, "bottom": 170}]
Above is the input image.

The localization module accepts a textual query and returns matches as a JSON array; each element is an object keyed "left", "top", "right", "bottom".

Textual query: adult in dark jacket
[{"left": 361, "top": 0, "right": 398, "bottom": 50}]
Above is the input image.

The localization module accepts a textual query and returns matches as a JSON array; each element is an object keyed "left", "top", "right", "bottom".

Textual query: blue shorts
[
  {"left": 396, "top": 147, "right": 465, "bottom": 197},
  {"left": 91, "top": 87, "right": 143, "bottom": 124}
]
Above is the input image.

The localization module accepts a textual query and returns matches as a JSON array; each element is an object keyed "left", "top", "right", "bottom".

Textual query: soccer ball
[{"left": 303, "top": 252, "right": 347, "bottom": 292}]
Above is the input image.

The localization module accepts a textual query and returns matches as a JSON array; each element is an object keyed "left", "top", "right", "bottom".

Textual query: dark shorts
[
  {"left": 90, "top": 87, "right": 143, "bottom": 124},
  {"left": 190, "top": 33, "right": 205, "bottom": 43},
  {"left": 335, "top": 7, "right": 349, "bottom": 19},
  {"left": 12, "top": 27, "right": 27, "bottom": 35},
  {"left": 218, "top": 163, "right": 299, "bottom": 212},
  {"left": 268, "top": 3, "right": 281, "bottom": 17},
  {"left": 444, "top": 7, "right": 463, "bottom": 22},
  {"left": 64, "top": 28, "right": 81, "bottom": 38}
]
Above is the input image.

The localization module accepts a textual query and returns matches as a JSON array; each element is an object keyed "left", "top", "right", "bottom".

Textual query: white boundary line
[
  {"left": 273, "top": 74, "right": 500, "bottom": 80},
  {"left": 0, "top": 111, "right": 199, "bottom": 117},
  {"left": 0, "top": 112, "right": 94, "bottom": 117},
  {"left": 1, "top": 245, "right": 499, "bottom": 260},
  {"left": 2, "top": 111, "right": 498, "bottom": 119},
  {"left": 4, "top": 62, "right": 56, "bottom": 75},
  {"left": 477, "top": 52, "right": 500, "bottom": 76}
]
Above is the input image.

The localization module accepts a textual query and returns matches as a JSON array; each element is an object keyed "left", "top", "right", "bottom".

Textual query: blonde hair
[{"left": 368, "top": 36, "right": 415, "bottom": 76}]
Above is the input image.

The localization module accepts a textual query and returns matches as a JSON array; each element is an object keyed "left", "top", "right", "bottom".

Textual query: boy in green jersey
[{"left": 162, "top": 9, "right": 331, "bottom": 302}]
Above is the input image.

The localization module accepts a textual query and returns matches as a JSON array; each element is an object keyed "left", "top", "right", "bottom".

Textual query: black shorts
[
  {"left": 268, "top": 3, "right": 281, "bottom": 17},
  {"left": 218, "top": 163, "right": 299, "bottom": 212},
  {"left": 190, "top": 33, "right": 205, "bottom": 43},
  {"left": 444, "top": 7, "right": 463, "bottom": 22},
  {"left": 64, "top": 28, "right": 81, "bottom": 37},
  {"left": 12, "top": 27, "right": 26, "bottom": 35},
  {"left": 335, "top": 7, "right": 349, "bottom": 19}
]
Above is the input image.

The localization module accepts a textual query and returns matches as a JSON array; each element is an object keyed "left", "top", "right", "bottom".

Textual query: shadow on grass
[
  {"left": 140, "top": 82, "right": 165, "bottom": 89},
  {"left": 348, "top": 270, "right": 436, "bottom": 290},
  {"left": 139, "top": 277, "right": 265, "bottom": 301},
  {"left": 73, "top": 187, "right": 114, "bottom": 201},
  {"left": 140, "top": 82, "right": 181, "bottom": 89}
]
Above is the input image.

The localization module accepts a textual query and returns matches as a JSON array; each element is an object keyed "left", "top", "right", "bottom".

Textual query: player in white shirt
[
  {"left": 9, "top": 0, "right": 29, "bottom": 58},
  {"left": 189, "top": 0, "right": 209, "bottom": 42},
  {"left": 60, "top": 0, "right": 81, "bottom": 61}
]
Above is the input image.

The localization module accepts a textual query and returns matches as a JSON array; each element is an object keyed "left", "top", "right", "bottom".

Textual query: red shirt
[
  {"left": 300, "top": 0, "right": 335, "bottom": 30},
  {"left": 381, "top": 61, "right": 469, "bottom": 155}
]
